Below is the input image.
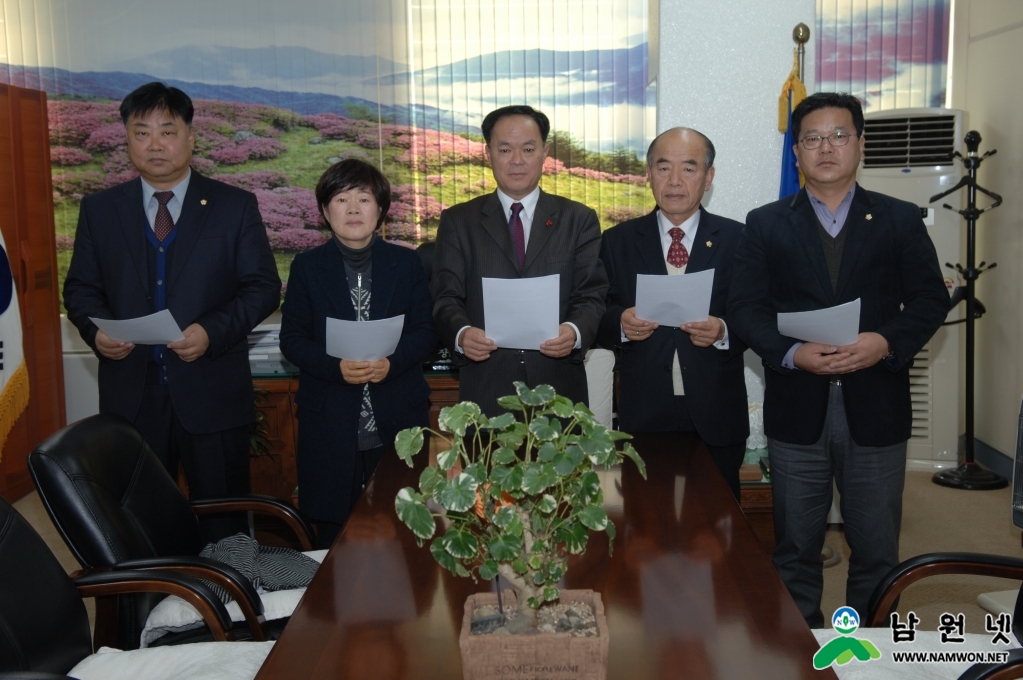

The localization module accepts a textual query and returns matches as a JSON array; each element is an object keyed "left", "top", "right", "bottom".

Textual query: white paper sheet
[
  {"left": 89, "top": 309, "right": 184, "bottom": 344},
  {"left": 325, "top": 315, "right": 405, "bottom": 361},
  {"left": 482, "top": 275, "right": 560, "bottom": 350},
  {"left": 634, "top": 269, "right": 715, "bottom": 326},
  {"left": 777, "top": 298, "right": 861, "bottom": 346}
]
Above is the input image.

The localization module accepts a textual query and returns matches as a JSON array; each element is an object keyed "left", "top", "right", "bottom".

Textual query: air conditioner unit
[{"left": 858, "top": 107, "right": 966, "bottom": 470}]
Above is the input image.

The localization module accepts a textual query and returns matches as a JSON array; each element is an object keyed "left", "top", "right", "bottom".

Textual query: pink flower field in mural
[{"left": 48, "top": 97, "right": 652, "bottom": 291}]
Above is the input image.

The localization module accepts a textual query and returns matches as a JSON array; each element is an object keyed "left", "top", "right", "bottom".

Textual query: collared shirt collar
[
  {"left": 496, "top": 185, "right": 541, "bottom": 222},
  {"left": 656, "top": 207, "right": 700, "bottom": 241},
  {"left": 141, "top": 169, "right": 192, "bottom": 208},
  {"left": 805, "top": 184, "right": 855, "bottom": 237}
]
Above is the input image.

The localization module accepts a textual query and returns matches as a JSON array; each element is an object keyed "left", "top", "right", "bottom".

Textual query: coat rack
[{"left": 930, "top": 130, "right": 1007, "bottom": 490}]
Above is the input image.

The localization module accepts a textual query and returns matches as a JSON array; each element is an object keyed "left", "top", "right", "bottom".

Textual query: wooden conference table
[{"left": 256, "top": 432, "right": 834, "bottom": 679}]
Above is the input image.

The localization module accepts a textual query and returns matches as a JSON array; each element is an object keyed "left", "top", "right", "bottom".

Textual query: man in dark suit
[
  {"left": 431, "top": 105, "right": 607, "bottom": 414},
  {"left": 728, "top": 92, "right": 949, "bottom": 627},
  {"left": 597, "top": 127, "right": 748, "bottom": 499},
  {"left": 64, "top": 82, "right": 281, "bottom": 541}
]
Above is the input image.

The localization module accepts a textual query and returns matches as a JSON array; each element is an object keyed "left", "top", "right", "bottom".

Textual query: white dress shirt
[{"left": 456, "top": 187, "right": 581, "bottom": 352}]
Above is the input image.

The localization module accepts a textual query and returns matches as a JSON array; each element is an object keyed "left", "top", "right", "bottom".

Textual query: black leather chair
[
  {"left": 0, "top": 494, "right": 233, "bottom": 679},
  {"left": 28, "top": 414, "right": 315, "bottom": 650}
]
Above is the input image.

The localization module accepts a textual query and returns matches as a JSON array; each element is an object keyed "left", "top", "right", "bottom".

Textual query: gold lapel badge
[
  {"left": 706, "top": 240, "right": 713, "bottom": 247},
  {"left": 865, "top": 213, "right": 872, "bottom": 220},
  {"left": 200, "top": 199, "right": 208, "bottom": 206}
]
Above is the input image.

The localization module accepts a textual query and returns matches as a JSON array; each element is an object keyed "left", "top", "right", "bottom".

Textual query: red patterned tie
[
  {"left": 667, "top": 227, "right": 689, "bottom": 268},
  {"left": 509, "top": 202, "right": 526, "bottom": 270},
  {"left": 153, "top": 191, "right": 175, "bottom": 242}
]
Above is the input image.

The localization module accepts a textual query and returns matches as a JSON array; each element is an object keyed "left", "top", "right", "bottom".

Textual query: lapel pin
[
  {"left": 865, "top": 213, "right": 872, "bottom": 220},
  {"left": 706, "top": 240, "right": 713, "bottom": 247},
  {"left": 545, "top": 219, "right": 553, "bottom": 227},
  {"left": 200, "top": 199, "right": 207, "bottom": 206}
]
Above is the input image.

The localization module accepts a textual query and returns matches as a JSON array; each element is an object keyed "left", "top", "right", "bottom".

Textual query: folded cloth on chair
[{"left": 199, "top": 533, "right": 320, "bottom": 603}]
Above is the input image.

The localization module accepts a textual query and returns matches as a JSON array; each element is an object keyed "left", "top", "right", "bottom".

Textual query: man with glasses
[{"left": 727, "top": 92, "right": 948, "bottom": 627}]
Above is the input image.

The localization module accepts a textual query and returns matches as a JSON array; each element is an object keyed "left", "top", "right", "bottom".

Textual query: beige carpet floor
[
  {"left": 13, "top": 468, "right": 1020, "bottom": 638},
  {"left": 821, "top": 470, "right": 1019, "bottom": 633}
]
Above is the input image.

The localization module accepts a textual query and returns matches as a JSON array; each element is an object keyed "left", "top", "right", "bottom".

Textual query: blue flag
[{"left": 779, "top": 90, "right": 800, "bottom": 199}]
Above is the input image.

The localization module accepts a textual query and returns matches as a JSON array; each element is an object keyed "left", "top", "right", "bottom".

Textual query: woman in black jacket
[{"left": 280, "top": 160, "right": 436, "bottom": 548}]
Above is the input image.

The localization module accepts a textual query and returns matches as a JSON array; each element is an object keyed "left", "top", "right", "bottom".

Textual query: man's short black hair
[
  {"left": 645, "top": 127, "right": 716, "bottom": 170},
  {"left": 315, "top": 159, "right": 391, "bottom": 229},
  {"left": 791, "top": 92, "right": 865, "bottom": 141},
  {"left": 481, "top": 105, "right": 551, "bottom": 145},
  {"left": 119, "top": 82, "right": 194, "bottom": 126}
]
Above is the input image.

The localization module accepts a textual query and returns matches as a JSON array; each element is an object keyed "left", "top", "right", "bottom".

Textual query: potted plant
[{"left": 394, "top": 382, "right": 645, "bottom": 679}]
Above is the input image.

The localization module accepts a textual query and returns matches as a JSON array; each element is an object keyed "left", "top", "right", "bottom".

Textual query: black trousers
[
  {"left": 134, "top": 378, "right": 251, "bottom": 544},
  {"left": 672, "top": 395, "right": 746, "bottom": 501},
  {"left": 312, "top": 445, "right": 385, "bottom": 550}
]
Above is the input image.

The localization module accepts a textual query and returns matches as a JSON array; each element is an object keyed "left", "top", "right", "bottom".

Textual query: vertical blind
[{"left": 816, "top": 0, "right": 951, "bottom": 111}]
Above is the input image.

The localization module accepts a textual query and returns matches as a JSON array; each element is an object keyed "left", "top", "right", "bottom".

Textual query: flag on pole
[
  {"left": 0, "top": 230, "right": 28, "bottom": 459},
  {"left": 779, "top": 49, "right": 807, "bottom": 199}
]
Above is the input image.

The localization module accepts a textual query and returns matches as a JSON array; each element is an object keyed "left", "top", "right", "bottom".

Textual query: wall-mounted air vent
[{"left": 863, "top": 115, "right": 956, "bottom": 168}]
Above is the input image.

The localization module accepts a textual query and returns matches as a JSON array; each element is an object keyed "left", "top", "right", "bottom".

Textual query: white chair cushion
[
  {"left": 69, "top": 640, "right": 275, "bottom": 680},
  {"left": 140, "top": 549, "right": 327, "bottom": 647},
  {"left": 978, "top": 590, "right": 1018, "bottom": 616},
  {"left": 812, "top": 628, "right": 1019, "bottom": 680}
]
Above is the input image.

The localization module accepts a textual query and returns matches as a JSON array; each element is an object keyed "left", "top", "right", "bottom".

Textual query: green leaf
[
  {"left": 441, "top": 528, "right": 479, "bottom": 559},
  {"left": 490, "top": 465, "right": 514, "bottom": 489},
  {"left": 395, "top": 428, "right": 424, "bottom": 465},
  {"left": 536, "top": 494, "right": 557, "bottom": 514},
  {"left": 573, "top": 402, "right": 596, "bottom": 421},
  {"left": 463, "top": 462, "right": 485, "bottom": 485},
  {"left": 492, "top": 505, "right": 523, "bottom": 537},
  {"left": 543, "top": 586, "right": 560, "bottom": 603},
  {"left": 620, "top": 442, "right": 647, "bottom": 479},
  {"left": 579, "top": 471, "right": 601, "bottom": 504},
  {"left": 528, "top": 555, "right": 542, "bottom": 570},
  {"left": 557, "top": 520, "right": 589, "bottom": 554},
  {"left": 606, "top": 519, "right": 617, "bottom": 555},
  {"left": 492, "top": 447, "right": 518, "bottom": 465},
  {"left": 526, "top": 596, "right": 541, "bottom": 609},
  {"left": 436, "top": 446, "right": 460, "bottom": 471},
  {"left": 513, "top": 558, "right": 529, "bottom": 574},
  {"left": 528, "top": 416, "right": 561, "bottom": 442},
  {"left": 478, "top": 560, "right": 499, "bottom": 580},
  {"left": 438, "top": 402, "right": 478, "bottom": 436},
  {"left": 551, "top": 395, "right": 574, "bottom": 418},
  {"left": 609, "top": 430, "right": 632, "bottom": 442},
  {"left": 521, "top": 463, "right": 558, "bottom": 494},
  {"left": 537, "top": 442, "right": 558, "bottom": 462},
  {"left": 547, "top": 563, "right": 565, "bottom": 582},
  {"left": 484, "top": 412, "right": 516, "bottom": 430},
  {"left": 577, "top": 504, "right": 608, "bottom": 531},
  {"left": 533, "top": 571, "right": 546, "bottom": 585},
  {"left": 496, "top": 394, "right": 523, "bottom": 411},
  {"left": 551, "top": 452, "right": 579, "bottom": 476},
  {"left": 430, "top": 538, "right": 459, "bottom": 574},
  {"left": 419, "top": 466, "right": 445, "bottom": 496},
  {"left": 438, "top": 473, "right": 478, "bottom": 513},
  {"left": 488, "top": 534, "right": 523, "bottom": 561},
  {"left": 395, "top": 488, "right": 436, "bottom": 540}
]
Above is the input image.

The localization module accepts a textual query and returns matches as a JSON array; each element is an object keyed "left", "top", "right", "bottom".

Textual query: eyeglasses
[{"left": 799, "top": 131, "right": 857, "bottom": 149}]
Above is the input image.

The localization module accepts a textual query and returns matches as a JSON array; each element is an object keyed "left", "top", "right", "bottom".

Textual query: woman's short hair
[{"left": 315, "top": 159, "right": 391, "bottom": 229}]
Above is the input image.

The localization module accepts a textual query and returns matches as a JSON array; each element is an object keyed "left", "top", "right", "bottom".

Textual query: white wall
[
  {"left": 655, "top": 0, "right": 816, "bottom": 223},
  {"left": 950, "top": 0, "right": 1023, "bottom": 459}
]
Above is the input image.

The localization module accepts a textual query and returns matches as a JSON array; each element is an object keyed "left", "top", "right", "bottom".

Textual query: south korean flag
[{"left": 0, "top": 229, "right": 28, "bottom": 455}]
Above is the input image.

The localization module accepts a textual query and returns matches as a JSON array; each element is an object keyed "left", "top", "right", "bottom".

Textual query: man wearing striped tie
[
  {"left": 64, "top": 82, "right": 281, "bottom": 541},
  {"left": 596, "top": 127, "right": 749, "bottom": 499}
]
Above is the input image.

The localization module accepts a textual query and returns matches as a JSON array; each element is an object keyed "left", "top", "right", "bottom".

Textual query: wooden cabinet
[
  {"left": 250, "top": 378, "right": 299, "bottom": 502},
  {"left": 740, "top": 482, "right": 776, "bottom": 555},
  {"left": 0, "top": 85, "right": 65, "bottom": 501}
]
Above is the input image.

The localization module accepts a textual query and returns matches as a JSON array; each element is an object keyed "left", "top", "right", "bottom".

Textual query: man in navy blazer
[
  {"left": 597, "top": 128, "right": 748, "bottom": 499},
  {"left": 64, "top": 83, "right": 281, "bottom": 541},
  {"left": 728, "top": 93, "right": 949, "bottom": 627}
]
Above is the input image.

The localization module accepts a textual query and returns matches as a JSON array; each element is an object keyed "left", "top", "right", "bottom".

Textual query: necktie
[
  {"left": 509, "top": 202, "right": 526, "bottom": 270},
  {"left": 667, "top": 227, "right": 689, "bottom": 268},
  {"left": 153, "top": 191, "right": 175, "bottom": 242}
]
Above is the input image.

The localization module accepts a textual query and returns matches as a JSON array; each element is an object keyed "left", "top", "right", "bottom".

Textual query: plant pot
[{"left": 458, "top": 589, "right": 610, "bottom": 680}]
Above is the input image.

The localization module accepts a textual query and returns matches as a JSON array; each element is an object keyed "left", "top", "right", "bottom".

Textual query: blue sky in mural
[
  {"left": 817, "top": 0, "right": 951, "bottom": 111},
  {"left": 0, "top": 0, "right": 653, "bottom": 153}
]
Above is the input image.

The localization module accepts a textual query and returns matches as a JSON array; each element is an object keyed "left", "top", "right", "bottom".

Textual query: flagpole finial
[{"left": 792, "top": 23, "right": 810, "bottom": 45}]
